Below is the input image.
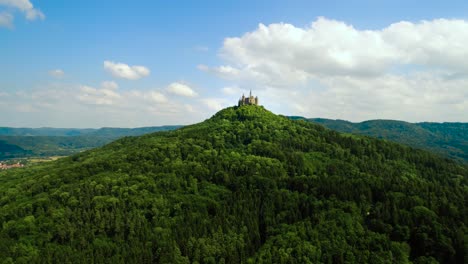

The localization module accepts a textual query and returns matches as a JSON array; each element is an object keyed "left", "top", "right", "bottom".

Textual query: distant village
[{"left": 0, "top": 162, "right": 24, "bottom": 170}]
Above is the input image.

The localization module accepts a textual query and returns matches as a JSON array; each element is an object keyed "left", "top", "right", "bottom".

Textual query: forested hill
[
  {"left": 291, "top": 117, "right": 468, "bottom": 162},
  {"left": 0, "top": 106, "right": 467, "bottom": 263}
]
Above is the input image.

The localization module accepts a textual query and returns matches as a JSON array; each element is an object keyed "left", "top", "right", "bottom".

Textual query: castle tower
[{"left": 238, "top": 91, "right": 259, "bottom": 106}]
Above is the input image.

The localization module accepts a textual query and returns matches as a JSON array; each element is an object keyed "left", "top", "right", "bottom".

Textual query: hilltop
[{"left": 0, "top": 106, "right": 466, "bottom": 263}]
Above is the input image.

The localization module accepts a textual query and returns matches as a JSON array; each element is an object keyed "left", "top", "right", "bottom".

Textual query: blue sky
[{"left": 1, "top": 1, "right": 468, "bottom": 127}]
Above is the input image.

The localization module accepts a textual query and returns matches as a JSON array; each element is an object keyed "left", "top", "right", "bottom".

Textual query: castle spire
[{"left": 250, "top": 90, "right": 252, "bottom": 97}]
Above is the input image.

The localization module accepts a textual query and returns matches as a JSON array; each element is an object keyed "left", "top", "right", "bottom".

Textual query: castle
[{"left": 238, "top": 90, "right": 259, "bottom": 106}]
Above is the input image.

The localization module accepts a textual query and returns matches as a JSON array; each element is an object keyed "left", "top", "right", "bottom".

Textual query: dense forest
[
  {"left": 293, "top": 118, "right": 468, "bottom": 162},
  {"left": 0, "top": 106, "right": 466, "bottom": 263},
  {"left": 0, "top": 126, "right": 181, "bottom": 159}
]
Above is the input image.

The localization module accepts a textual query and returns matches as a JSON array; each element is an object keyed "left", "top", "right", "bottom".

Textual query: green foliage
[
  {"left": 0, "top": 105, "right": 466, "bottom": 263},
  {"left": 305, "top": 118, "right": 468, "bottom": 162}
]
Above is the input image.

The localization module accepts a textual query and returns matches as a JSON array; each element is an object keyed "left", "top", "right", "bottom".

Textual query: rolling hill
[
  {"left": 291, "top": 117, "right": 468, "bottom": 162},
  {"left": 0, "top": 126, "right": 182, "bottom": 137},
  {"left": 0, "top": 106, "right": 466, "bottom": 263},
  {"left": 0, "top": 126, "right": 182, "bottom": 160}
]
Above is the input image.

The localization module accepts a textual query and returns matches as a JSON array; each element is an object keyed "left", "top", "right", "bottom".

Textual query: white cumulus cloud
[
  {"left": 148, "top": 91, "right": 168, "bottom": 103},
  {"left": 201, "top": 98, "right": 227, "bottom": 111},
  {"left": 167, "top": 82, "right": 198, "bottom": 97},
  {"left": 76, "top": 82, "right": 174, "bottom": 107},
  {"left": 77, "top": 85, "right": 121, "bottom": 106},
  {"left": 104, "top": 60, "right": 150, "bottom": 80},
  {"left": 203, "top": 17, "right": 468, "bottom": 122},
  {"left": 48, "top": 69, "right": 65, "bottom": 78},
  {"left": 210, "top": 18, "right": 468, "bottom": 82},
  {"left": 0, "top": 0, "right": 45, "bottom": 23},
  {"left": 0, "top": 11, "right": 13, "bottom": 28},
  {"left": 101, "top": 80, "right": 118, "bottom": 90},
  {"left": 222, "top": 86, "right": 242, "bottom": 95},
  {"left": 0, "top": 82, "right": 209, "bottom": 127}
]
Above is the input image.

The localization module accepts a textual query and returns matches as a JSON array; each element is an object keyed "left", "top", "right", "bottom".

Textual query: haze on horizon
[{"left": 1, "top": 0, "right": 468, "bottom": 128}]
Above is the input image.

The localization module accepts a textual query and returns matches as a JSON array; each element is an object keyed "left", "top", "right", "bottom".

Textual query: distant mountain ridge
[
  {"left": 290, "top": 117, "right": 468, "bottom": 162},
  {"left": 3, "top": 119, "right": 468, "bottom": 163},
  {"left": 0, "top": 126, "right": 182, "bottom": 159},
  {"left": 0, "top": 126, "right": 182, "bottom": 137}
]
